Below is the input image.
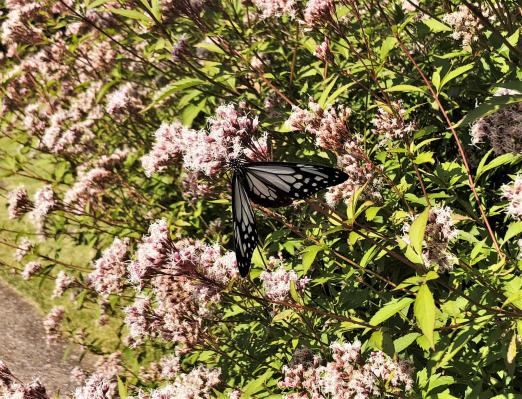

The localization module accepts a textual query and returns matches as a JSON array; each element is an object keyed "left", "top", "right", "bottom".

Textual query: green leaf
[
  {"left": 143, "top": 78, "right": 207, "bottom": 112},
  {"left": 409, "top": 208, "right": 430, "bottom": 256},
  {"left": 414, "top": 284, "right": 436, "bottom": 349},
  {"left": 289, "top": 280, "right": 304, "bottom": 305},
  {"left": 458, "top": 94, "right": 522, "bottom": 126},
  {"left": 439, "top": 63, "right": 474, "bottom": 89},
  {"left": 379, "top": 36, "right": 397, "bottom": 61},
  {"left": 241, "top": 371, "right": 273, "bottom": 397},
  {"left": 476, "top": 152, "right": 520, "bottom": 180},
  {"left": 117, "top": 377, "right": 128, "bottom": 399},
  {"left": 504, "top": 222, "right": 522, "bottom": 245},
  {"left": 301, "top": 245, "right": 322, "bottom": 274},
  {"left": 104, "top": 8, "right": 151, "bottom": 23},
  {"left": 414, "top": 151, "right": 435, "bottom": 165},
  {"left": 386, "top": 84, "right": 425, "bottom": 93},
  {"left": 181, "top": 98, "right": 206, "bottom": 126},
  {"left": 318, "top": 76, "right": 339, "bottom": 107},
  {"left": 423, "top": 18, "right": 452, "bottom": 33},
  {"left": 324, "top": 83, "right": 354, "bottom": 107},
  {"left": 394, "top": 332, "right": 421, "bottom": 353},
  {"left": 369, "top": 297, "right": 414, "bottom": 326}
]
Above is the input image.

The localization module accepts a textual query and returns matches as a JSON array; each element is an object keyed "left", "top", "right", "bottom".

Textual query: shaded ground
[{"left": 0, "top": 280, "right": 84, "bottom": 395}]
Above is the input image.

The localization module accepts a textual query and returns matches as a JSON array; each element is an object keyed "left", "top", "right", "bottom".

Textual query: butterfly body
[{"left": 231, "top": 160, "right": 348, "bottom": 276}]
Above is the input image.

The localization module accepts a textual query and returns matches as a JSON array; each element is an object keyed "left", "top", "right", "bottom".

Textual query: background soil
[{"left": 0, "top": 280, "right": 87, "bottom": 395}]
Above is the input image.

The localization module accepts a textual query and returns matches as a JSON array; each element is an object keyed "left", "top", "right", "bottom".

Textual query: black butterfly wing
[
  {"left": 232, "top": 172, "right": 258, "bottom": 277},
  {"left": 243, "top": 162, "right": 348, "bottom": 208}
]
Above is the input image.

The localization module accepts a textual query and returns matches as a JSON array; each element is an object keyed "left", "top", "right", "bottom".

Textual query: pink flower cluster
[
  {"left": 325, "top": 141, "right": 375, "bottom": 208},
  {"left": 74, "top": 373, "right": 116, "bottom": 399},
  {"left": 89, "top": 237, "right": 131, "bottom": 297},
  {"left": 303, "top": 0, "right": 334, "bottom": 27},
  {"left": 124, "top": 219, "right": 237, "bottom": 350},
  {"left": 260, "top": 260, "right": 310, "bottom": 301},
  {"left": 14, "top": 237, "right": 34, "bottom": 262},
  {"left": 279, "top": 341, "right": 413, "bottom": 398},
  {"left": 22, "top": 261, "right": 41, "bottom": 280},
  {"left": 137, "top": 366, "right": 221, "bottom": 399},
  {"left": 252, "top": 0, "right": 297, "bottom": 19},
  {"left": 0, "top": 360, "right": 49, "bottom": 399},
  {"left": 442, "top": 5, "right": 487, "bottom": 48},
  {"left": 39, "top": 82, "right": 102, "bottom": 155},
  {"left": 142, "top": 104, "right": 266, "bottom": 178},
  {"left": 7, "top": 186, "right": 32, "bottom": 220},
  {"left": 287, "top": 101, "right": 351, "bottom": 152},
  {"left": 0, "top": 2, "right": 44, "bottom": 58},
  {"left": 29, "top": 185, "right": 57, "bottom": 234},
  {"left": 372, "top": 102, "right": 416, "bottom": 141},
  {"left": 52, "top": 270, "right": 74, "bottom": 298},
  {"left": 106, "top": 83, "right": 144, "bottom": 120},
  {"left": 65, "top": 149, "right": 128, "bottom": 210},
  {"left": 43, "top": 306, "right": 65, "bottom": 345},
  {"left": 502, "top": 176, "right": 522, "bottom": 220},
  {"left": 403, "top": 206, "right": 458, "bottom": 271},
  {"left": 315, "top": 38, "right": 333, "bottom": 63}
]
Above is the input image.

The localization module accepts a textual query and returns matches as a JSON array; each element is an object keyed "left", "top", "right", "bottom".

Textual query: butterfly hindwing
[
  {"left": 243, "top": 162, "right": 348, "bottom": 208},
  {"left": 232, "top": 173, "right": 258, "bottom": 277}
]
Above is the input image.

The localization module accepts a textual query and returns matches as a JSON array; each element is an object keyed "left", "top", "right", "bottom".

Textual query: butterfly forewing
[
  {"left": 243, "top": 162, "right": 348, "bottom": 207},
  {"left": 232, "top": 173, "right": 258, "bottom": 277}
]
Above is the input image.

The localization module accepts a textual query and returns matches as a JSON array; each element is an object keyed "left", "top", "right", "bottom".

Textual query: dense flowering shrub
[{"left": 0, "top": 0, "right": 521, "bottom": 398}]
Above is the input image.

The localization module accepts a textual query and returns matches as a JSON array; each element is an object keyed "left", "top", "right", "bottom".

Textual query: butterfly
[{"left": 231, "top": 159, "right": 349, "bottom": 277}]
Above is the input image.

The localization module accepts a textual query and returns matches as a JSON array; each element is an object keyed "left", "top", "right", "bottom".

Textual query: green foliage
[{"left": 0, "top": 0, "right": 521, "bottom": 397}]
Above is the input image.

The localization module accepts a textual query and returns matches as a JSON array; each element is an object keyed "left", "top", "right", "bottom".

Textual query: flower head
[
  {"left": 260, "top": 260, "right": 309, "bottom": 301},
  {"left": 502, "top": 176, "right": 522, "bottom": 220},
  {"left": 7, "top": 186, "right": 32, "bottom": 219},
  {"left": 89, "top": 237, "right": 130, "bottom": 297}
]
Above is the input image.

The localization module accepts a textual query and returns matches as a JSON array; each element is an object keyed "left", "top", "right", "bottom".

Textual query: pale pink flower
[
  {"left": 252, "top": 0, "right": 296, "bottom": 18},
  {"left": 146, "top": 366, "right": 220, "bottom": 399},
  {"left": 279, "top": 341, "right": 413, "bottom": 398},
  {"left": 64, "top": 168, "right": 113, "bottom": 210},
  {"left": 89, "top": 237, "right": 130, "bottom": 297},
  {"left": 442, "top": 5, "right": 487, "bottom": 47},
  {"left": 30, "top": 185, "right": 56, "bottom": 234},
  {"left": 106, "top": 83, "right": 144, "bottom": 119},
  {"left": 52, "top": 270, "right": 74, "bottom": 298},
  {"left": 229, "top": 389, "right": 242, "bottom": 399},
  {"left": 128, "top": 219, "right": 171, "bottom": 285},
  {"left": 43, "top": 306, "right": 65, "bottom": 345},
  {"left": 159, "top": 355, "right": 181, "bottom": 379},
  {"left": 70, "top": 367, "right": 87, "bottom": 385},
  {"left": 7, "top": 186, "right": 32, "bottom": 219},
  {"left": 372, "top": 101, "right": 416, "bottom": 141},
  {"left": 502, "top": 176, "right": 522, "bottom": 220},
  {"left": 95, "top": 352, "right": 123, "bottom": 379},
  {"left": 315, "top": 37, "right": 333, "bottom": 63},
  {"left": 141, "top": 122, "right": 188, "bottom": 177},
  {"left": 74, "top": 373, "right": 117, "bottom": 399},
  {"left": 303, "top": 0, "right": 334, "bottom": 26},
  {"left": 260, "top": 261, "right": 309, "bottom": 301},
  {"left": 287, "top": 102, "right": 351, "bottom": 152},
  {"left": 14, "top": 237, "right": 34, "bottom": 261},
  {"left": 22, "top": 261, "right": 41, "bottom": 280},
  {"left": 325, "top": 141, "right": 375, "bottom": 207}
]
